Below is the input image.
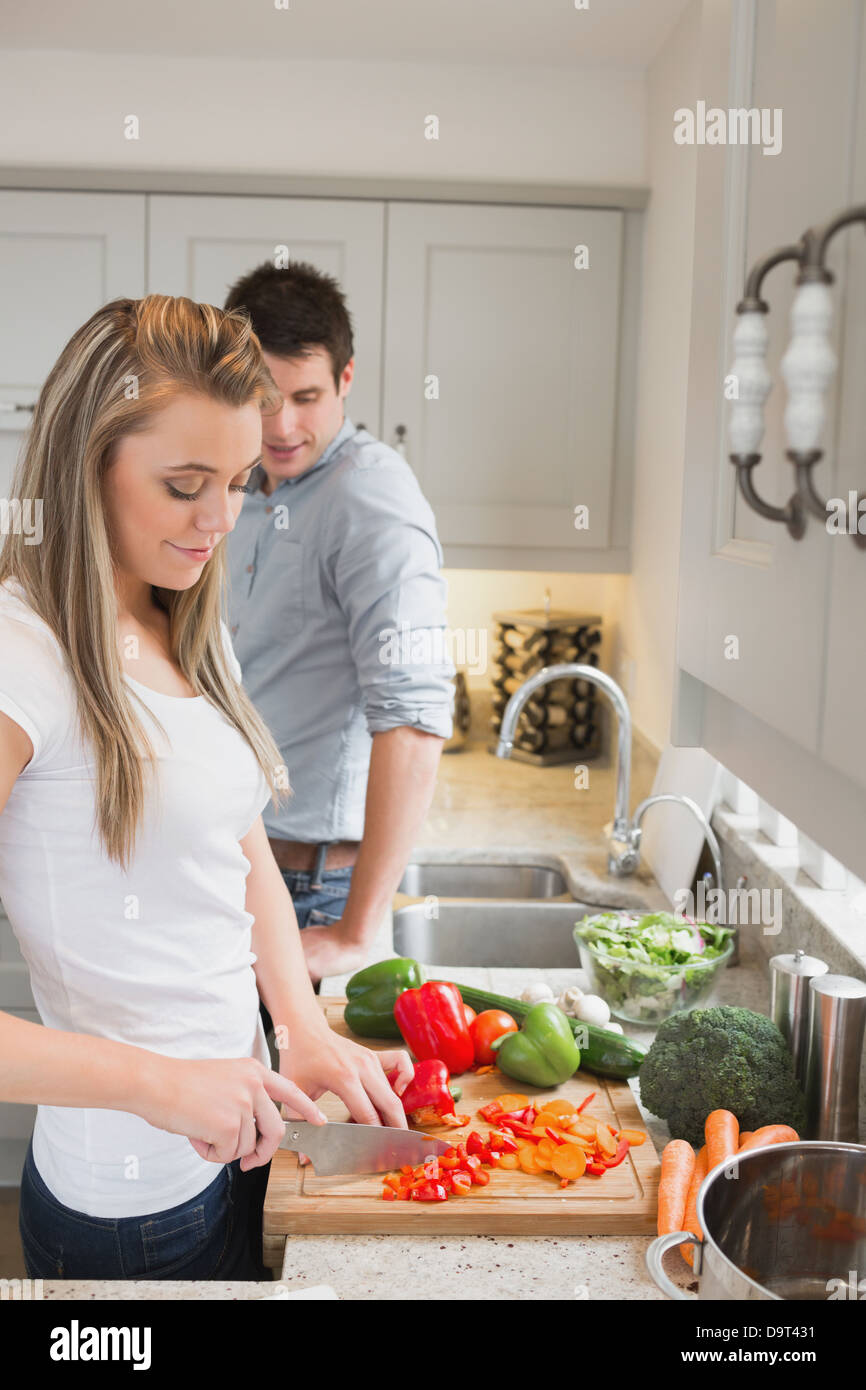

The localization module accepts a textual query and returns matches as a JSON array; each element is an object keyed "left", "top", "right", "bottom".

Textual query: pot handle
[{"left": 645, "top": 1231, "right": 702, "bottom": 1300}]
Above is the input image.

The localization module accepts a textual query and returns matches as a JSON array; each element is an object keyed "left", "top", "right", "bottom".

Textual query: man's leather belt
[{"left": 268, "top": 838, "right": 361, "bottom": 873}]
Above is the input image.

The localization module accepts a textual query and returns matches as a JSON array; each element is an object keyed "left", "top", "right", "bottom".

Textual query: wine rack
[{"left": 488, "top": 607, "right": 604, "bottom": 766}]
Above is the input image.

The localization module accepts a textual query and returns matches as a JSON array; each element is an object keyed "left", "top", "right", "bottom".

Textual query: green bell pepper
[
  {"left": 344, "top": 957, "right": 424, "bottom": 1038},
  {"left": 489, "top": 1002, "right": 581, "bottom": 1086}
]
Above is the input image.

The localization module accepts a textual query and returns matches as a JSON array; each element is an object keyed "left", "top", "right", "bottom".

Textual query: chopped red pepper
[
  {"left": 410, "top": 1180, "right": 448, "bottom": 1202},
  {"left": 601, "top": 1138, "right": 630, "bottom": 1169},
  {"left": 544, "top": 1125, "right": 565, "bottom": 1144},
  {"left": 451, "top": 1171, "right": 472, "bottom": 1196},
  {"left": 577, "top": 1092, "right": 596, "bottom": 1114},
  {"left": 585, "top": 1160, "right": 606, "bottom": 1175},
  {"left": 470, "top": 1168, "right": 490, "bottom": 1186},
  {"left": 394, "top": 983, "right": 475, "bottom": 1075},
  {"left": 478, "top": 1102, "right": 504, "bottom": 1124}
]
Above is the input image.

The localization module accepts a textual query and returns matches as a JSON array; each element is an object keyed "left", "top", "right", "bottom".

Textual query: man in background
[{"left": 224, "top": 261, "right": 455, "bottom": 995}]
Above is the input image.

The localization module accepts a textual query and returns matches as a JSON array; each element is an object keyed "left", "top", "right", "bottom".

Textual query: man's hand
[
  {"left": 299, "top": 921, "right": 368, "bottom": 985},
  {"left": 276, "top": 1020, "right": 414, "bottom": 1129}
]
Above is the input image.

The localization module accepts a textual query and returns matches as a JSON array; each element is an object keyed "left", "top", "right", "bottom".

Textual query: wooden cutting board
[{"left": 263, "top": 998, "right": 660, "bottom": 1260}]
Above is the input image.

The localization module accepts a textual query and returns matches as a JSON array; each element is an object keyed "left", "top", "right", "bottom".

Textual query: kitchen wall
[
  {"left": 0, "top": 50, "right": 647, "bottom": 185},
  {"left": 617, "top": 0, "right": 701, "bottom": 753}
]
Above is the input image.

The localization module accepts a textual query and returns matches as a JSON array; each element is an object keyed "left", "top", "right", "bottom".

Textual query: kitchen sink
[
  {"left": 392, "top": 899, "right": 604, "bottom": 968},
  {"left": 397, "top": 862, "right": 568, "bottom": 899}
]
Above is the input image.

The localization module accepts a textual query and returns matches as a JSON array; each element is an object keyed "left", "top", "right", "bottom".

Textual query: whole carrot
[
  {"left": 737, "top": 1125, "right": 799, "bottom": 1154},
  {"left": 681, "top": 1144, "right": 708, "bottom": 1267},
  {"left": 657, "top": 1139, "right": 696, "bottom": 1236},
  {"left": 705, "top": 1109, "right": 740, "bottom": 1172},
  {"left": 738, "top": 1131, "right": 754, "bottom": 1147}
]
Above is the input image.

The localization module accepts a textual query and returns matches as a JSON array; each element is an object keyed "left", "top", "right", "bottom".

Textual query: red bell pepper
[
  {"left": 394, "top": 982, "right": 475, "bottom": 1075},
  {"left": 394, "top": 1059, "right": 457, "bottom": 1120}
]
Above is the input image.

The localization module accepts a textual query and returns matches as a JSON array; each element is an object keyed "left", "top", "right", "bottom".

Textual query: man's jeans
[{"left": 260, "top": 866, "right": 354, "bottom": 1036}]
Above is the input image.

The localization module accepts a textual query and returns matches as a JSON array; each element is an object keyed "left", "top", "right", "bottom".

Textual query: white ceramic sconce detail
[
  {"left": 728, "top": 200, "right": 866, "bottom": 547},
  {"left": 780, "top": 283, "right": 837, "bottom": 454},
  {"left": 729, "top": 310, "right": 772, "bottom": 456}
]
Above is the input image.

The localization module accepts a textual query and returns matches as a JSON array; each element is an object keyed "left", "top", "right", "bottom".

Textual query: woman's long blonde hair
[{"left": 0, "top": 294, "right": 290, "bottom": 869}]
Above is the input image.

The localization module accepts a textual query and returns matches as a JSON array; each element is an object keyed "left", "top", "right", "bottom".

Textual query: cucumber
[{"left": 439, "top": 982, "right": 646, "bottom": 1079}]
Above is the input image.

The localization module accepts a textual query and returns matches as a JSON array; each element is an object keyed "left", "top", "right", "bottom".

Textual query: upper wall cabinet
[
  {"left": 0, "top": 190, "right": 146, "bottom": 496},
  {"left": 147, "top": 195, "right": 386, "bottom": 436},
  {"left": 383, "top": 202, "right": 635, "bottom": 571},
  {"left": 673, "top": 0, "right": 866, "bottom": 877}
]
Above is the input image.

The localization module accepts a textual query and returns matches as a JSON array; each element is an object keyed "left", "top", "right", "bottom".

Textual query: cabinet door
[
  {"left": 0, "top": 190, "right": 146, "bottom": 496},
  {"left": 382, "top": 202, "right": 627, "bottom": 570},
  {"left": 676, "top": 0, "right": 860, "bottom": 755},
  {"left": 147, "top": 196, "right": 385, "bottom": 435}
]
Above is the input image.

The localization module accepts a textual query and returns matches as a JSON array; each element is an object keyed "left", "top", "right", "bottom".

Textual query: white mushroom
[
  {"left": 556, "top": 986, "right": 585, "bottom": 1017},
  {"left": 519, "top": 982, "right": 555, "bottom": 1005},
  {"left": 574, "top": 993, "right": 611, "bottom": 1026}
]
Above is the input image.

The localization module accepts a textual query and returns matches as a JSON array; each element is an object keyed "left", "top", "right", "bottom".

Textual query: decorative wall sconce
[{"left": 728, "top": 202, "right": 866, "bottom": 548}]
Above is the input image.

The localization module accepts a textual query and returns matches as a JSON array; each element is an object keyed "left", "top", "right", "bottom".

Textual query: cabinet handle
[{"left": 393, "top": 424, "right": 408, "bottom": 459}]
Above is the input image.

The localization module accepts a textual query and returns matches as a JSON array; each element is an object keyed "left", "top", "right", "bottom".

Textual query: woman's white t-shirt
[{"left": 0, "top": 577, "right": 273, "bottom": 1218}]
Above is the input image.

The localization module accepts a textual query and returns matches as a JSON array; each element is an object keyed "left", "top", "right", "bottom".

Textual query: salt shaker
[
  {"left": 769, "top": 948, "right": 829, "bottom": 1087},
  {"left": 803, "top": 974, "right": 866, "bottom": 1141}
]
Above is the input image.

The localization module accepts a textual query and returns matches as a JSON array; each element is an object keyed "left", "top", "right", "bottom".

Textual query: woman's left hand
[{"left": 277, "top": 1021, "right": 414, "bottom": 1130}]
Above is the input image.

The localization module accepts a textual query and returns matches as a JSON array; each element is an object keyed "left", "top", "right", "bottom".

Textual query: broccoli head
[{"left": 639, "top": 1005, "right": 806, "bottom": 1146}]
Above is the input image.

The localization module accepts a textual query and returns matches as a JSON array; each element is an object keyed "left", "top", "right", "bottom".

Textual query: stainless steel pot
[{"left": 646, "top": 1141, "right": 866, "bottom": 1300}]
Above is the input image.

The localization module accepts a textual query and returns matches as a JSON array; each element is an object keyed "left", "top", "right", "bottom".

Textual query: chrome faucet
[
  {"left": 494, "top": 663, "right": 635, "bottom": 874},
  {"left": 495, "top": 668, "right": 732, "bottom": 951}
]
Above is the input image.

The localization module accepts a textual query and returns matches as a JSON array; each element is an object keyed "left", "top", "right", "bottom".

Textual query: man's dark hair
[{"left": 224, "top": 260, "right": 354, "bottom": 390}]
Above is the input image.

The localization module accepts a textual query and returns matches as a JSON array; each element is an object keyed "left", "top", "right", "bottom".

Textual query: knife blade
[{"left": 279, "top": 1120, "right": 452, "bottom": 1176}]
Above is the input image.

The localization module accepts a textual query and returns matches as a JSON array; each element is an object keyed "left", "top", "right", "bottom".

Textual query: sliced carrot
[
  {"left": 531, "top": 1126, "right": 555, "bottom": 1139},
  {"left": 657, "top": 1139, "right": 696, "bottom": 1237},
  {"left": 536, "top": 1138, "right": 557, "bottom": 1162},
  {"left": 518, "top": 1146, "right": 542, "bottom": 1174},
  {"left": 498, "top": 1152, "right": 520, "bottom": 1170},
  {"left": 534, "top": 1152, "right": 555, "bottom": 1171},
  {"left": 475, "top": 1065, "right": 496, "bottom": 1075},
  {"left": 705, "top": 1109, "right": 740, "bottom": 1172},
  {"left": 536, "top": 1098, "right": 576, "bottom": 1118},
  {"left": 619, "top": 1128, "right": 646, "bottom": 1146},
  {"left": 495, "top": 1094, "right": 530, "bottom": 1112},
  {"left": 595, "top": 1124, "right": 617, "bottom": 1157},
  {"left": 568, "top": 1118, "right": 598, "bottom": 1140},
  {"left": 560, "top": 1131, "right": 595, "bottom": 1150},
  {"left": 552, "top": 1145, "right": 587, "bottom": 1180}
]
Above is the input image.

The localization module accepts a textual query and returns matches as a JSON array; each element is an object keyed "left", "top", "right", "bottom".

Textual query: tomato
[
  {"left": 462, "top": 1003, "right": 477, "bottom": 1029},
  {"left": 469, "top": 1009, "right": 518, "bottom": 1066}
]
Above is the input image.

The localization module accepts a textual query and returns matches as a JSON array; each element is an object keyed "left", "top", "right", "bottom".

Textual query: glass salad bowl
[{"left": 573, "top": 911, "right": 735, "bottom": 1025}]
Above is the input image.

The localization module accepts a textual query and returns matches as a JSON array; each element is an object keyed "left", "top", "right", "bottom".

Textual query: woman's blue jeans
[{"left": 18, "top": 1137, "right": 271, "bottom": 1280}]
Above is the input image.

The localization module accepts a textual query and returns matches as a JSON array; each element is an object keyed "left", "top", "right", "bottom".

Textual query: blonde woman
[{"left": 0, "top": 295, "right": 412, "bottom": 1281}]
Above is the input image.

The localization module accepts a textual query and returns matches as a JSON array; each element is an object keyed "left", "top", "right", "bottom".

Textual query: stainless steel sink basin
[
  {"left": 397, "top": 862, "right": 568, "bottom": 899},
  {"left": 392, "top": 899, "right": 605, "bottom": 968}
]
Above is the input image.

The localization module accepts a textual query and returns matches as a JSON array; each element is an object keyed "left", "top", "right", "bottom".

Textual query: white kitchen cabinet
[
  {"left": 383, "top": 201, "right": 637, "bottom": 571},
  {"left": 0, "top": 190, "right": 146, "bottom": 497},
  {"left": 147, "top": 195, "right": 385, "bottom": 437},
  {"left": 673, "top": 0, "right": 866, "bottom": 877}
]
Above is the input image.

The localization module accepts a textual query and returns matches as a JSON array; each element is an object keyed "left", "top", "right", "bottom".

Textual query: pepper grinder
[
  {"left": 803, "top": 974, "right": 866, "bottom": 1141},
  {"left": 769, "top": 948, "right": 829, "bottom": 1088}
]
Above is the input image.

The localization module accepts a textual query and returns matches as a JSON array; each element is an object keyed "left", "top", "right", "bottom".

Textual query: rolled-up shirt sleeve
[{"left": 329, "top": 463, "right": 456, "bottom": 739}]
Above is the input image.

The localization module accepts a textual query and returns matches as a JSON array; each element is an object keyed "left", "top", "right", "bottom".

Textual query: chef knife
[{"left": 279, "top": 1120, "right": 452, "bottom": 1176}]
